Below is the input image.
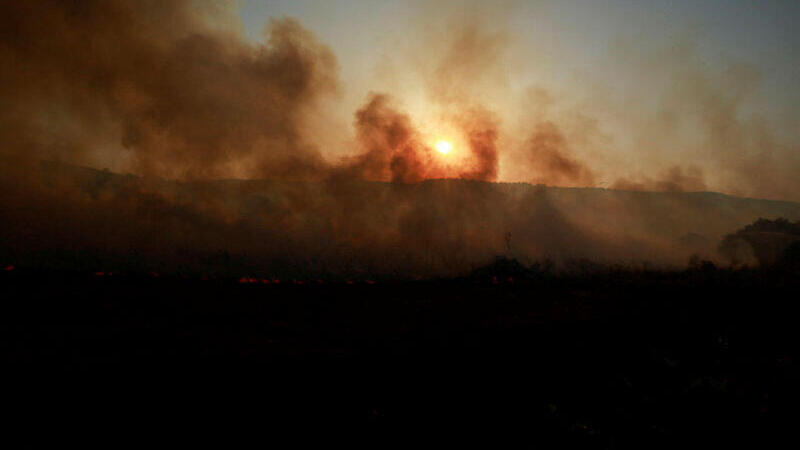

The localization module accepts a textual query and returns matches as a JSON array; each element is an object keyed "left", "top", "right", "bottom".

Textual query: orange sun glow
[{"left": 435, "top": 140, "right": 453, "bottom": 155}]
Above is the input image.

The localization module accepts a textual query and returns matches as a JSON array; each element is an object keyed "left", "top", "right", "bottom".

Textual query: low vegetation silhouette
[{"left": 719, "top": 217, "right": 800, "bottom": 267}]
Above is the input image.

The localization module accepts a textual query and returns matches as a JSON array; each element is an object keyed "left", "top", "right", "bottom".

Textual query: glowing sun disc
[{"left": 435, "top": 140, "right": 453, "bottom": 154}]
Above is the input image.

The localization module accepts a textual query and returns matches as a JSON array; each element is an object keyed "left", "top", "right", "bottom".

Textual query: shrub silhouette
[{"left": 719, "top": 217, "right": 800, "bottom": 267}]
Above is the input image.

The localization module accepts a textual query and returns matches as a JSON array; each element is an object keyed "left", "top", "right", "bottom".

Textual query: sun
[{"left": 435, "top": 140, "right": 453, "bottom": 155}]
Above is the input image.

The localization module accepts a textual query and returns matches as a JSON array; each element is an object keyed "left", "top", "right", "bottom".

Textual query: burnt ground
[{"left": 1, "top": 267, "right": 796, "bottom": 445}]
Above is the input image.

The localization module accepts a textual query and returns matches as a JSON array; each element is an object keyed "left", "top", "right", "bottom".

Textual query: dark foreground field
[{"left": 1, "top": 266, "right": 796, "bottom": 445}]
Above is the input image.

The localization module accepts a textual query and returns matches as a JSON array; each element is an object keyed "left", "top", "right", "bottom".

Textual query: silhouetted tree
[{"left": 719, "top": 217, "right": 800, "bottom": 267}]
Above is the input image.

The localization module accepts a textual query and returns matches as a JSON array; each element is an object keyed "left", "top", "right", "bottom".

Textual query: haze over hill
[{"left": 2, "top": 160, "right": 799, "bottom": 277}]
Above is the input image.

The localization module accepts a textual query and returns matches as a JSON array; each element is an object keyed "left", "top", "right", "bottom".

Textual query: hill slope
[{"left": 2, "top": 160, "right": 799, "bottom": 276}]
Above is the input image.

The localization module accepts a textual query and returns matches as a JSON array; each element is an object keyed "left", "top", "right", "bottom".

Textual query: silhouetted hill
[{"left": 3, "top": 160, "right": 800, "bottom": 276}]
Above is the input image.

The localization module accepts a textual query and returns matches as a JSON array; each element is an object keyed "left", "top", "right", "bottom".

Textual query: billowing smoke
[
  {"left": 525, "top": 121, "right": 595, "bottom": 187},
  {"left": 337, "top": 94, "right": 499, "bottom": 183},
  {"left": 343, "top": 94, "right": 433, "bottom": 183},
  {"left": 612, "top": 166, "right": 707, "bottom": 193},
  {"left": 2, "top": 1, "right": 800, "bottom": 277},
  {"left": 0, "top": 0, "right": 504, "bottom": 184},
  {"left": 457, "top": 108, "right": 500, "bottom": 181},
  {"left": 0, "top": 0, "right": 338, "bottom": 179}
]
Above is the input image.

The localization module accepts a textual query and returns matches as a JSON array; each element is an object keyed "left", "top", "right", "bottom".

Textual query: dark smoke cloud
[
  {"left": 0, "top": 0, "right": 500, "bottom": 184},
  {"left": 525, "top": 121, "right": 595, "bottom": 187},
  {"left": 338, "top": 94, "right": 499, "bottom": 183},
  {"left": 457, "top": 108, "right": 500, "bottom": 181},
  {"left": 612, "top": 165, "right": 707, "bottom": 193},
  {"left": 343, "top": 94, "right": 433, "bottom": 183},
  {"left": 0, "top": 0, "right": 337, "bottom": 179}
]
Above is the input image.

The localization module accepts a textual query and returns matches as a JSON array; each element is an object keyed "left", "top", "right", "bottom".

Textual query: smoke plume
[
  {"left": 525, "top": 121, "right": 596, "bottom": 187},
  {"left": 0, "top": 0, "right": 337, "bottom": 179},
  {"left": 3, "top": 1, "right": 800, "bottom": 277}
]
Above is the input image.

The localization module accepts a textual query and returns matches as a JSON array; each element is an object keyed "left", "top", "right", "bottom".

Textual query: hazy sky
[
  {"left": 234, "top": 0, "right": 800, "bottom": 198},
  {"left": 237, "top": 0, "right": 800, "bottom": 127},
  {"left": 239, "top": 0, "right": 799, "bottom": 111}
]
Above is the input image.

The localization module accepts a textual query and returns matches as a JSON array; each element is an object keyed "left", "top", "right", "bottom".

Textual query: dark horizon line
[{"left": 27, "top": 157, "right": 800, "bottom": 206}]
